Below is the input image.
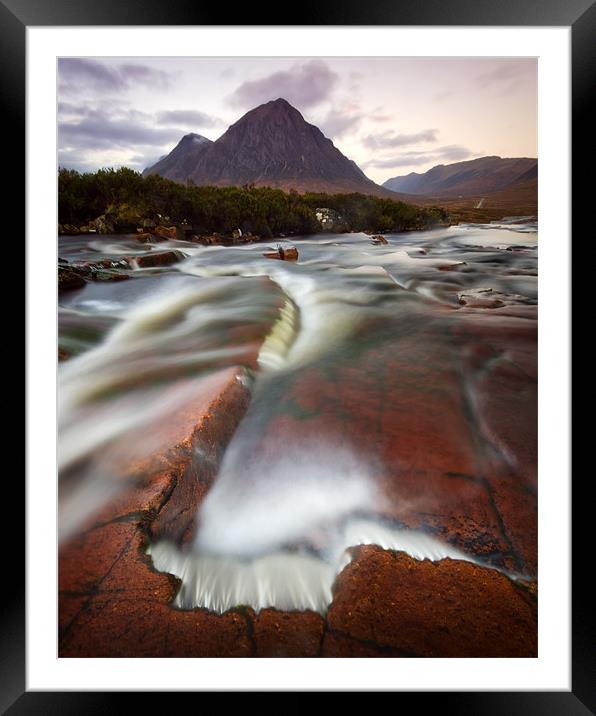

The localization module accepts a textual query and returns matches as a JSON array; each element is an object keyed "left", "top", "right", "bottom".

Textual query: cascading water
[{"left": 59, "top": 221, "right": 537, "bottom": 608}]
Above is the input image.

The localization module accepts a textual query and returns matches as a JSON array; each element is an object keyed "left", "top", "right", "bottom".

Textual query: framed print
[{"left": 9, "top": 0, "right": 588, "bottom": 708}]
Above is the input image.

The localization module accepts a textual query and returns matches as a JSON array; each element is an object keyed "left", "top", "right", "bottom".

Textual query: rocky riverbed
[{"left": 58, "top": 220, "right": 537, "bottom": 657}]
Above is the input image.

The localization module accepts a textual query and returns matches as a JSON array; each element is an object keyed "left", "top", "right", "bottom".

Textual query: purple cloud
[
  {"left": 118, "top": 63, "right": 171, "bottom": 89},
  {"left": 227, "top": 59, "right": 339, "bottom": 109},
  {"left": 58, "top": 58, "right": 126, "bottom": 92},
  {"left": 363, "top": 129, "right": 438, "bottom": 151},
  {"left": 156, "top": 110, "right": 223, "bottom": 128},
  {"left": 58, "top": 58, "right": 173, "bottom": 94},
  {"left": 59, "top": 110, "right": 184, "bottom": 149}
]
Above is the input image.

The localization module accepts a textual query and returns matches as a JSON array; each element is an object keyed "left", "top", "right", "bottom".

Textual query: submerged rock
[
  {"left": 458, "top": 288, "right": 504, "bottom": 308},
  {"left": 439, "top": 261, "right": 466, "bottom": 271}
]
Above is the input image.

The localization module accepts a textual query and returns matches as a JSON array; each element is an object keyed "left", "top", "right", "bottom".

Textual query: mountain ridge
[
  {"left": 143, "top": 98, "right": 399, "bottom": 198},
  {"left": 383, "top": 156, "right": 537, "bottom": 198},
  {"left": 143, "top": 133, "right": 213, "bottom": 183}
]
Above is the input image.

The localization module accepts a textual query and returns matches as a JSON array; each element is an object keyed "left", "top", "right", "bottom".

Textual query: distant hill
[
  {"left": 143, "top": 98, "right": 399, "bottom": 198},
  {"left": 401, "top": 175, "right": 538, "bottom": 224},
  {"left": 143, "top": 133, "right": 212, "bottom": 182},
  {"left": 383, "top": 156, "right": 537, "bottom": 198}
]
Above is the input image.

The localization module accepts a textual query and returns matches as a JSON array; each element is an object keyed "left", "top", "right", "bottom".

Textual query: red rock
[
  {"left": 263, "top": 245, "right": 298, "bottom": 261},
  {"left": 321, "top": 631, "right": 412, "bottom": 657},
  {"left": 61, "top": 594, "right": 252, "bottom": 658},
  {"left": 148, "top": 373, "right": 251, "bottom": 544},
  {"left": 59, "top": 594, "right": 88, "bottom": 638},
  {"left": 59, "top": 518, "right": 252, "bottom": 657},
  {"left": 326, "top": 546, "right": 537, "bottom": 657},
  {"left": 59, "top": 292, "right": 537, "bottom": 657},
  {"left": 252, "top": 609, "right": 325, "bottom": 657},
  {"left": 239, "top": 344, "right": 515, "bottom": 569},
  {"left": 59, "top": 521, "right": 139, "bottom": 595},
  {"left": 81, "top": 368, "right": 251, "bottom": 534},
  {"left": 451, "top": 311, "right": 537, "bottom": 573},
  {"left": 59, "top": 367, "right": 254, "bottom": 657},
  {"left": 132, "top": 250, "right": 181, "bottom": 268}
]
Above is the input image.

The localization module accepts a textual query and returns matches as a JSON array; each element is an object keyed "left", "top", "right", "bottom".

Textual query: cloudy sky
[{"left": 58, "top": 56, "right": 537, "bottom": 184}]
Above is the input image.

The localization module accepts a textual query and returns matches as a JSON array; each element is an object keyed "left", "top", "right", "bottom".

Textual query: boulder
[
  {"left": 132, "top": 250, "right": 181, "bottom": 268},
  {"left": 72, "top": 258, "right": 132, "bottom": 273},
  {"left": 263, "top": 244, "right": 299, "bottom": 261},
  {"left": 152, "top": 225, "right": 177, "bottom": 241},
  {"left": 93, "top": 215, "right": 115, "bottom": 234},
  {"left": 203, "top": 233, "right": 222, "bottom": 245},
  {"left": 458, "top": 288, "right": 505, "bottom": 308},
  {"left": 371, "top": 234, "right": 388, "bottom": 245},
  {"left": 58, "top": 266, "right": 86, "bottom": 292},
  {"left": 92, "top": 271, "right": 130, "bottom": 282}
]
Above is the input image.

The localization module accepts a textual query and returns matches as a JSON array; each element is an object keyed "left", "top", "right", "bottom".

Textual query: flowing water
[{"left": 59, "top": 221, "right": 537, "bottom": 612}]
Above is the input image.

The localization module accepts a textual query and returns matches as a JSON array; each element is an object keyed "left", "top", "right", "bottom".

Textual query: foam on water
[
  {"left": 194, "top": 440, "right": 381, "bottom": 558},
  {"left": 257, "top": 297, "right": 299, "bottom": 371},
  {"left": 149, "top": 517, "right": 479, "bottom": 614}
]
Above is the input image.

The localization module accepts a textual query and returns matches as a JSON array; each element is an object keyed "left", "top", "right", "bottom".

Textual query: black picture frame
[{"left": 10, "top": 0, "right": 589, "bottom": 708}]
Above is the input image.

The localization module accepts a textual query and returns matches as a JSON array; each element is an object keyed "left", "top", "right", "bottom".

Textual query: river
[{"left": 58, "top": 221, "right": 537, "bottom": 612}]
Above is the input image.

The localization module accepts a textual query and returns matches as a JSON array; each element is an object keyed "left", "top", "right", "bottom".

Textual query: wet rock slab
[
  {"left": 59, "top": 288, "right": 537, "bottom": 658},
  {"left": 326, "top": 546, "right": 536, "bottom": 657},
  {"left": 230, "top": 304, "right": 537, "bottom": 577},
  {"left": 60, "top": 522, "right": 536, "bottom": 657},
  {"left": 59, "top": 367, "right": 252, "bottom": 656}
]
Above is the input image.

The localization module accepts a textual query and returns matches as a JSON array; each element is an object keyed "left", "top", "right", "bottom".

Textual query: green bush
[{"left": 58, "top": 167, "right": 448, "bottom": 235}]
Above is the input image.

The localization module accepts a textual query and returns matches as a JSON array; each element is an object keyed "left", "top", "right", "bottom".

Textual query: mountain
[
  {"left": 143, "top": 99, "right": 396, "bottom": 197},
  {"left": 383, "top": 156, "right": 537, "bottom": 197},
  {"left": 143, "top": 133, "right": 212, "bottom": 182}
]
